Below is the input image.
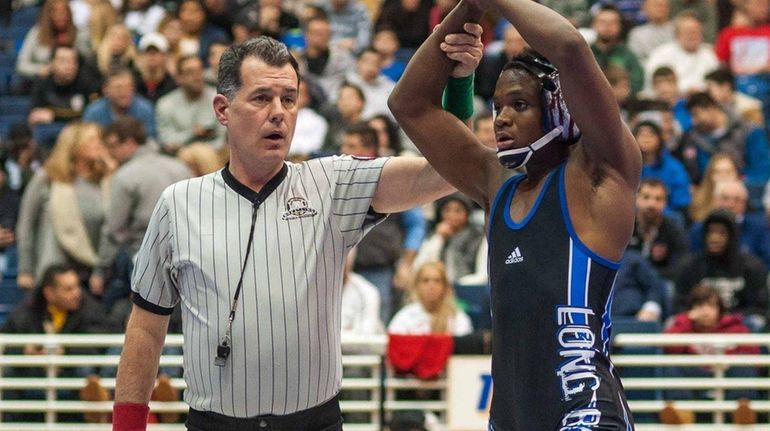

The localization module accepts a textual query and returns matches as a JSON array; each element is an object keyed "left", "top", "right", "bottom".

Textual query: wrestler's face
[
  {"left": 214, "top": 58, "right": 298, "bottom": 165},
  {"left": 492, "top": 69, "right": 543, "bottom": 152}
]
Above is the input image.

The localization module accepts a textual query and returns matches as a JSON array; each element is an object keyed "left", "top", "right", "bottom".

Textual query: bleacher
[
  {"left": 0, "top": 5, "right": 37, "bottom": 140},
  {"left": 1, "top": 333, "right": 770, "bottom": 429}
]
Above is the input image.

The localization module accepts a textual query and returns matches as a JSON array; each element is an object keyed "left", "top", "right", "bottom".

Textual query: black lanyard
[{"left": 215, "top": 201, "right": 259, "bottom": 367}]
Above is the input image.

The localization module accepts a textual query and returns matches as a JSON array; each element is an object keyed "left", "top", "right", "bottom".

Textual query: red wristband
[{"left": 112, "top": 402, "right": 149, "bottom": 431}]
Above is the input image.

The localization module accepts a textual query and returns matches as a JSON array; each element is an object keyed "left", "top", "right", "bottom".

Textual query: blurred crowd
[{"left": 1, "top": 0, "right": 770, "bottom": 423}]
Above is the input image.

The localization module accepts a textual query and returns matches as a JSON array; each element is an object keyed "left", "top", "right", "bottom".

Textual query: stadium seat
[
  {"left": 454, "top": 282, "right": 491, "bottom": 331},
  {"left": 0, "top": 95, "right": 31, "bottom": 115}
]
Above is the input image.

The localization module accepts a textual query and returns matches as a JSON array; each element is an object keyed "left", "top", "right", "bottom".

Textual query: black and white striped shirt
[{"left": 131, "top": 155, "right": 388, "bottom": 417}]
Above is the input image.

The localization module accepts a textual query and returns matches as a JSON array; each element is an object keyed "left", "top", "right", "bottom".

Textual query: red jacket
[{"left": 664, "top": 313, "right": 760, "bottom": 355}]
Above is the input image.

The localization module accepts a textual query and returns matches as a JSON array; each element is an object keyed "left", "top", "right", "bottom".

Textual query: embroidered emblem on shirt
[
  {"left": 281, "top": 196, "right": 318, "bottom": 220},
  {"left": 505, "top": 247, "right": 524, "bottom": 264}
]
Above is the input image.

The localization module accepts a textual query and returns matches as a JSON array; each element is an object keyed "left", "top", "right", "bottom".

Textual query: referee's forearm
[{"left": 115, "top": 309, "right": 169, "bottom": 403}]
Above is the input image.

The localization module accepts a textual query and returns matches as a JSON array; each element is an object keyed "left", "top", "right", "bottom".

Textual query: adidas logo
[{"left": 505, "top": 247, "right": 524, "bottom": 264}]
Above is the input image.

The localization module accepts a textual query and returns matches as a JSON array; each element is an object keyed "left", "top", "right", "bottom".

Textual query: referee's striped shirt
[{"left": 130, "top": 155, "right": 388, "bottom": 417}]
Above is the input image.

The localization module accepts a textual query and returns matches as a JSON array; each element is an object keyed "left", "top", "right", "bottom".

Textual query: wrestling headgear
[{"left": 496, "top": 52, "right": 581, "bottom": 169}]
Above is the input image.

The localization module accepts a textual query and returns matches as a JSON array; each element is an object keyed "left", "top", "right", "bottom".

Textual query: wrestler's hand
[{"left": 441, "top": 23, "right": 484, "bottom": 78}]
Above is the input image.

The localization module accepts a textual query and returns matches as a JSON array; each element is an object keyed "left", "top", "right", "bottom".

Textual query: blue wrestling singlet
[{"left": 487, "top": 163, "right": 634, "bottom": 431}]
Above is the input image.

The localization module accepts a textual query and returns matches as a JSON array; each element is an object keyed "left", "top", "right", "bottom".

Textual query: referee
[{"left": 112, "top": 34, "right": 483, "bottom": 431}]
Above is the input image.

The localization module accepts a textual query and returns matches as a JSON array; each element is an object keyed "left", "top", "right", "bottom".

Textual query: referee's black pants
[{"left": 186, "top": 395, "right": 343, "bottom": 431}]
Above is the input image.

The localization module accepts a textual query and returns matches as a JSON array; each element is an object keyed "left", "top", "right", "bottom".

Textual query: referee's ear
[{"left": 213, "top": 94, "right": 230, "bottom": 126}]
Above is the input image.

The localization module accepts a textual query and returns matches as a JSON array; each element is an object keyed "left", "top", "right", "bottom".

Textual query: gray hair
[{"left": 217, "top": 36, "right": 300, "bottom": 100}]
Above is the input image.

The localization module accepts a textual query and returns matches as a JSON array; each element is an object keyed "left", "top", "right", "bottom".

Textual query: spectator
[
  {"left": 374, "top": 0, "right": 432, "bottom": 51},
  {"left": 158, "top": 16, "right": 184, "bottom": 76},
  {"left": 372, "top": 27, "right": 407, "bottom": 82},
  {"left": 388, "top": 261, "right": 472, "bottom": 336},
  {"left": 322, "top": 82, "right": 366, "bottom": 150},
  {"left": 15, "top": 0, "right": 86, "bottom": 84},
  {"left": 345, "top": 48, "right": 396, "bottom": 119},
  {"left": 689, "top": 152, "right": 741, "bottom": 223},
  {"left": 539, "top": 0, "right": 589, "bottom": 27},
  {"left": 1, "top": 264, "right": 111, "bottom": 421},
  {"left": 257, "top": 0, "right": 300, "bottom": 41},
  {"left": 122, "top": 0, "right": 167, "bottom": 38},
  {"left": 475, "top": 24, "right": 528, "bottom": 103},
  {"left": 669, "top": 0, "right": 718, "bottom": 43},
  {"left": 413, "top": 193, "right": 485, "bottom": 284},
  {"left": 628, "top": 0, "right": 675, "bottom": 63},
  {"left": 679, "top": 92, "right": 770, "bottom": 190},
  {"left": 677, "top": 209, "right": 768, "bottom": 330},
  {"left": 70, "top": 0, "right": 117, "bottom": 56},
  {"left": 629, "top": 178, "right": 690, "bottom": 281},
  {"left": 635, "top": 120, "right": 691, "bottom": 213},
  {"left": 341, "top": 250, "right": 384, "bottom": 337},
  {"left": 176, "top": 0, "right": 229, "bottom": 64},
  {"left": 203, "top": 39, "right": 229, "bottom": 86},
  {"left": 645, "top": 11, "right": 719, "bottom": 93},
  {"left": 200, "top": 0, "right": 240, "bottom": 36},
  {"left": 689, "top": 179, "right": 770, "bottom": 266},
  {"left": 176, "top": 142, "right": 224, "bottom": 176},
  {"left": 16, "top": 123, "right": 114, "bottom": 289},
  {"left": 606, "top": 65, "right": 633, "bottom": 120},
  {"left": 29, "top": 46, "right": 101, "bottom": 125},
  {"left": 82, "top": 68, "right": 157, "bottom": 137},
  {"left": 2, "top": 124, "right": 39, "bottom": 193},
  {"left": 156, "top": 55, "right": 224, "bottom": 152},
  {"left": 300, "top": 14, "right": 356, "bottom": 103},
  {"left": 704, "top": 68, "right": 764, "bottom": 126},
  {"left": 612, "top": 249, "right": 668, "bottom": 321},
  {"left": 342, "top": 122, "right": 427, "bottom": 322},
  {"left": 429, "top": 0, "right": 458, "bottom": 33},
  {"left": 368, "top": 113, "right": 413, "bottom": 156},
  {"left": 715, "top": 0, "right": 770, "bottom": 125},
  {"left": 89, "top": 117, "right": 191, "bottom": 304},
  {"left": 649, "top": 66, "right": 692, "bottom": 131},
  {"left": 473, "top": 111, "right": 496, "bottom": 150},
  {"left": 628, "top": 98, "right": 681, "bottom": 150},
  {"left": 322, "top": 0, "right": 371, "bottom": 54},
  {"left": 230, "top": 6, "right": 261, "bottom": 44},
  {"left": 663, "top": 283, "right": 760, "bottom": 402},
  {"left": 96, "top": 24, "right": 138, "bottom": 77},
  {"left": 590, "top": 4, "right": 645, "bottom": 94},
  {"left": 0, "top": 159, "right": 19, "bottom": 278},
  {"left": 288, "top": 77, "right": 329, "bottom": 159},
  {"left": 133, "top": 32, "right": 177, "bottom": 103},
  {"left": 3, "top": 263, "right": 110, "bottom": 338}
]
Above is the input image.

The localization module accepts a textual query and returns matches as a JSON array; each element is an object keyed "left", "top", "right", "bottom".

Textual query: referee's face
[{"left": 215, "top": 57, "right": 299, "bottom": 165}]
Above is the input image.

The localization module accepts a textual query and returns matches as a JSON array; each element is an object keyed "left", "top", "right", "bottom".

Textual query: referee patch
[{"left": 281, "top": 196, "right": 318, "bottom": 220}]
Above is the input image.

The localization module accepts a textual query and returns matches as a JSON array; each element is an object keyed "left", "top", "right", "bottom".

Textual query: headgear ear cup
[{"left": 543, "top": 75, "right": 581, "bottom": 145}]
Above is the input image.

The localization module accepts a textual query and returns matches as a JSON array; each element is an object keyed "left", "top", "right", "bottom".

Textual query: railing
[{"left": 0, "top": 333, "right": 769, "bottom": 430}]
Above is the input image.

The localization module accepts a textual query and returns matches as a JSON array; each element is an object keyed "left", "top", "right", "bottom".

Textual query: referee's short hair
[
  {"left": 218, "top": 36, "right": 300, "bottom": 100},
  {"left": 104, "top": 117, "right": 147, "bottom": 146}
]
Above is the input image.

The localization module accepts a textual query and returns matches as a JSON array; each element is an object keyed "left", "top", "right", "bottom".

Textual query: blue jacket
[
  {"left": 641, "top": 151, "right": 692, "bottom": 212},
  {"left": 82, "top": 96, "right": 156, "bottom": 137}
]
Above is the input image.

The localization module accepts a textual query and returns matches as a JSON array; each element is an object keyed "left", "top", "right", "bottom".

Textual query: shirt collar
[{"left": 221, "top": 163, "right": 288, "bottom": 205}]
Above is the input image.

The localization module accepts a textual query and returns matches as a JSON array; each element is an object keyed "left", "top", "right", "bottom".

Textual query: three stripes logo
[{"left": 505, "top": 247, "right": 524, "bottom": 264}]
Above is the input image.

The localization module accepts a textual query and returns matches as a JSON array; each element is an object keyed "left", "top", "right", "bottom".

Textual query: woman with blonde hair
[
  {"left": 15, "top": 0, "right": 86, "bottom": 81},
  {"left": 689, "top": 153, "right": 741, "bottom": 223},
  {"left": 96, "top": 23, "right": 137, "bottom": 75},
  {"left": 16, "top": 122, "right": 115, "bottom": 290},
  {"left": 86, "top": 0, "right": 118, "bottom": 56},
  {"left": 388, "top": 261, "right": 473, "bottom": 335}
]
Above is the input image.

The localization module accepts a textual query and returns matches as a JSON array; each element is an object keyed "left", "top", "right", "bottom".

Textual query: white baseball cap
[{"left": 138, "top": 32, "right": 169, "bottom": 53}]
